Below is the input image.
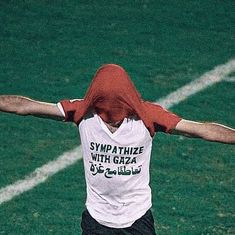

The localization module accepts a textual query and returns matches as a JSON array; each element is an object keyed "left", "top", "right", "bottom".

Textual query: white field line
[
  {"left": 224, "top": 76, "right": 235, "bottom": 82},
  {"left": 0, "top": 147, "right": 82, "bottom": 204},
  {"left": 0, "top": 59, "right": 235, "bottom": 205},
  {"left": 157, "top": 60, "right": 235, "bottom": 108}
]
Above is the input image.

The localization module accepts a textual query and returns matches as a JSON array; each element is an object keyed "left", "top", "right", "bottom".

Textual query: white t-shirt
[{"left": 58, "top": 103, "right": 153, "bottom": 228}]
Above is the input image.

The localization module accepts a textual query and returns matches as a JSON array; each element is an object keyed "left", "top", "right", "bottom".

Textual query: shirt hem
[{"left": 86, "top": 203, "right": 152, "bottom": 228}]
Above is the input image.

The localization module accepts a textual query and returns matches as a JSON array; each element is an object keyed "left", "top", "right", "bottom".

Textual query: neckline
[{"left": 95, "top": 114, "right": 127, "bottom": 137}]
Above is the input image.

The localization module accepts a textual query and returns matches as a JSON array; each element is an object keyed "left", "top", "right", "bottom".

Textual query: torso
[{"left": 78, "top": 113, "right": 153, "bottom": 228}]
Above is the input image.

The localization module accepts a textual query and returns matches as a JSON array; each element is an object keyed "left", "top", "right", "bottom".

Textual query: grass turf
[{"left": 0, "top": 0, "right": 234, "bottom": 234}]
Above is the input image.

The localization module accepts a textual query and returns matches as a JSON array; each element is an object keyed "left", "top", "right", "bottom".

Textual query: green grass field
[{"left": 0, "top": 0, "right": 234, "bottom": 234}]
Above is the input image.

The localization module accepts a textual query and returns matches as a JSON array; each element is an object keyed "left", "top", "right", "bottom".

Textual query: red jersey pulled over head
[
  {"left": 83, "top": 64, "right": 141, "bottom": 125},
  {"left": 60, "top": 64, "right": 181, "bottom": 136}
]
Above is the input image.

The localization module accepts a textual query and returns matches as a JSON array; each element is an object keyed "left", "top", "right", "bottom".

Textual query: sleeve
[
  {"left": 145, "top": 102, "right": 182, "bottom": 133},
  {"left": 57, "top": 102, "right": 66, "bottom": 118},
  {"left": 57, "top": 99, "right": 83, "bottom": 123}
]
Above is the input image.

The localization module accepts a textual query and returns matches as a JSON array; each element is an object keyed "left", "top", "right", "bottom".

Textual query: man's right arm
[{"left": 0, "top": 95, "right": 64, "bottom": 120}]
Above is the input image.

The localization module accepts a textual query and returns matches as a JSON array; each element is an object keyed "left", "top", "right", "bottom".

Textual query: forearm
[
  {"left": 0, "top": 95, "right": 64, "bottom": 120},
  {"left": 175, "top": 120, "right": 235, "bottom": 144},
  {"left": 0, "top": 95, "right": 31, "bottom": 115},
  {"left": 197, "top": 122, "right": 235, "bottom": 144}
]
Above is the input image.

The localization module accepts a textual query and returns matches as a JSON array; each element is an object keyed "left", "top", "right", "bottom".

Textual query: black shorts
[{"left": 81, "top": 209, "right": 156, "bottom": 235}]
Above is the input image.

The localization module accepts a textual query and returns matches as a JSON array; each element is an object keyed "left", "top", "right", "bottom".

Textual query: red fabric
[{"left": 60, "top": 64, "right": 181, "bottom": 136}]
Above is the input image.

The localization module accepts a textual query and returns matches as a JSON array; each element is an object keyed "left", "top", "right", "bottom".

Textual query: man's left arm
[{"left": 173, "top": 119, "right": 235, "bottom": 144}]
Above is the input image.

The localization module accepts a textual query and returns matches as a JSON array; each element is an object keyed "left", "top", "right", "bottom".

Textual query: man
[{"left": 0, "top": 64, "right": 234, "bottom": 235}]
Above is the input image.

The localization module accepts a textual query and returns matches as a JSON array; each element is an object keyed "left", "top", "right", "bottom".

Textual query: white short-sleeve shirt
[{"left": 58, "top": 104, "right": 153, "bottom": 228}]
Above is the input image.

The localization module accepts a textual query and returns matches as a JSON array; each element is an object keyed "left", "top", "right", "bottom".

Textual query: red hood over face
[
  {"left": 83, "top": 64, "right": 142, "bottom": 124},
  {"left": 60, "top": 64, "right": 181, "bottom": 137}
]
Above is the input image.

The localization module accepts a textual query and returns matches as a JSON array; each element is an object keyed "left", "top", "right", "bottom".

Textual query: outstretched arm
[
  {"left": 0, "top": 95, "right": 64, "bottom": 120},
  {"left": 173, "top": 119, "right": 235, "bottom": 144}
]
